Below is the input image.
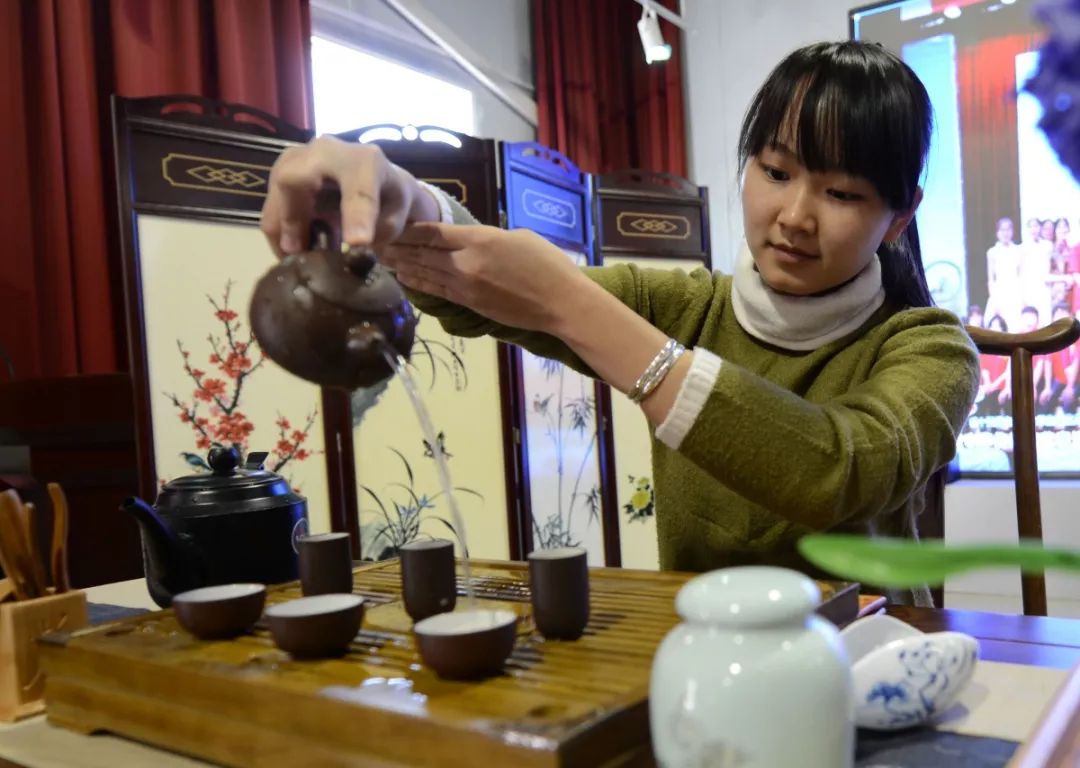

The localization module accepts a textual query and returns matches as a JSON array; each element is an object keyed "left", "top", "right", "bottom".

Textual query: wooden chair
[{"left": 923, "top": 316, "right": 1080, "bottom": 615}]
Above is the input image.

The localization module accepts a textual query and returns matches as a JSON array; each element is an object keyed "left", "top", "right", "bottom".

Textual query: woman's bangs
[{"left": 742, "top": 61, "right": 914, "bottom": 209}]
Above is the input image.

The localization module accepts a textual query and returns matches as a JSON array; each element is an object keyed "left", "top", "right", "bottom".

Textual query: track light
[{"left": 637, "top": 5, "right": 672, "bottom": 64}]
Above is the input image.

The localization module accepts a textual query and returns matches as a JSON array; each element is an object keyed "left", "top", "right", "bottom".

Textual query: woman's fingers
[
  {"left": 394, "top": 260, "right": 457, "bottom": 302},
  {"left": 370, "top": 165, "right": 414, "bottom": 246},
  {"left": 263, "top": 137, "right": 398, "bottom": 256},
  {"left": 260, "top": 190, "right": 287, "bottom": 259},
  {"left": 396, "top": 221, "right": 497, "bottom": 250},
  {"left": 336, "top": 147, "right": 391, "bottom": 246},
  {"left": 380, "top": 243, "right": 457, "bottom": 277},
  {"left": 266, "top": 145, "right": 329, "bottom": 254}
]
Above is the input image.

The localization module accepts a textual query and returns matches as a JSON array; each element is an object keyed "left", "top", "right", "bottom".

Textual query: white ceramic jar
[{"left": 650, "top": 566, "right": 854, "bottom": 768}]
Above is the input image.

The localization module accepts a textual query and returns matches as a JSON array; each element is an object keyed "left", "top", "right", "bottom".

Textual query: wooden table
[
  {"left": 1, "top": 594, "right": 1078, "bottom": 768},
  {"left": 887, "top": 605, "right": 1080, "bottom": 670}
]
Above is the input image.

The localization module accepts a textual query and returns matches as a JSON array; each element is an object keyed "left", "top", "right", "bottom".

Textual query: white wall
[
  {"left": 681, "top": 0, "right": 1080, "bottom": 614},
  {"left": 311, "top": 0, "right": 535, "bottom": 142}
]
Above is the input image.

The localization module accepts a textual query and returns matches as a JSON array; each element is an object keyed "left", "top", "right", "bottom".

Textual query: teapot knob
[
  {"left": 345, "top": 247, "right": 377, "bottom": 280},
  {"left": 207, "top": 445, "right": 241, "bottom": 476}
]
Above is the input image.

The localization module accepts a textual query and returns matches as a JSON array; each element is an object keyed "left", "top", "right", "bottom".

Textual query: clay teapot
[{"left": 249, "top": 222, "right": 416, "bottom": 389}]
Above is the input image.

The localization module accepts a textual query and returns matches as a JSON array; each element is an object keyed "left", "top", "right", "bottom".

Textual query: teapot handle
[{"left": 309, "top": 219, "right": 338, "bottom": 252}]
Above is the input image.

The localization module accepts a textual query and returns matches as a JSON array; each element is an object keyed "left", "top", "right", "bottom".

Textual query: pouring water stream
[{"left": 382, "top": 347, "right": 476, "bottom": 609}]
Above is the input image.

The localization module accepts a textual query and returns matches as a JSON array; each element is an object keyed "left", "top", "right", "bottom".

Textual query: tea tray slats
[{"left": 39, "top": 560, "right": 857, "bottom": 767}]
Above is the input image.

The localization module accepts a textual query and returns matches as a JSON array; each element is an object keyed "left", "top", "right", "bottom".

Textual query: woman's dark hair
[
  {"left": 987, "top": 314, "right": 1008, "bottom": 332},
  {"left": 737, "top": 41, "right": 934, "bottom": 308}
]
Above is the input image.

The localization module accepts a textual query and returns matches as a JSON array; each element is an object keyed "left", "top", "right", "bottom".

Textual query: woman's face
[
  {"left": 742, "top": 143, "right": 914, "bottom": 296},
  {"left": 1056, "top": 219, "right": 1070, "bottom": 242},
  {"left": 1042, "top": 220, "right": 1056, "bottom": 240},
  {"left": 997, "top": 219, "right": 1014, "bottom": 244}
]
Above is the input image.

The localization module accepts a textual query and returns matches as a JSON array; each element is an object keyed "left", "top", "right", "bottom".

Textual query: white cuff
[
  {"left": 416, "top": 180, "right": 454, "bottom": 224},
  {"left": 655, "top": 348, "right": 723, "bottom": 450}
]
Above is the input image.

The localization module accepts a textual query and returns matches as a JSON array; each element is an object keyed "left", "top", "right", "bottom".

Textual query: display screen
[{"left": 852, "top": 0, "right": 1080, "bottom": 476}]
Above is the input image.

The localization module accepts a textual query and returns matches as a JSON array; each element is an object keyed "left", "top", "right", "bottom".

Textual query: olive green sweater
[{"left": 408, "top": 198, "right": 979, "bottom": 605}]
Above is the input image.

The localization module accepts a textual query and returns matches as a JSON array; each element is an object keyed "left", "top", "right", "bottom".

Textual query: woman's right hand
[{"left": 260, "top": 135, "right": 440, "bottom": 259}]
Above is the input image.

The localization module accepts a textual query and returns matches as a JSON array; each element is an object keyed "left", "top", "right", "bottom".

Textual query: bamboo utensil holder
[{"left": 0, "top": 588, "right": 88, "bottom": 721}]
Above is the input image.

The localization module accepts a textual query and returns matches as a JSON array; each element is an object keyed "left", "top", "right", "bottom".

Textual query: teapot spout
[{"left": 121, "top": 497, "right": 199, "bottom": 608}]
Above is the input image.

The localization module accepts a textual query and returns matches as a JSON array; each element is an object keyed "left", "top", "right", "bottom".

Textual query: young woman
[
  {"left": 261, "top": 41, "right": 979, "bottom": 605},
  {"left": 985, "top": 216, "right": 1020, "bottom": 327}
]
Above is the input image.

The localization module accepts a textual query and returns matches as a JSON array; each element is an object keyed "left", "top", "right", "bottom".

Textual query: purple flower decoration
[{"left": 1026, "top": 0, "right": 1080, "bottom": 183}]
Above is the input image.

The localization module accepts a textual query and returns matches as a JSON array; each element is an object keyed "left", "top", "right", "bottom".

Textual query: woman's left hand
[{"left": 381, "top": 222, "right": 587, "bottom": 333}]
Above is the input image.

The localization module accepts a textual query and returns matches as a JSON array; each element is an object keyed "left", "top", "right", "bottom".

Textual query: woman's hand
[
  {"left": 381, "top": 222, "right": 588, "bottom": 334},
  {"left": 260, "top": 135, "right": 438, "bottom": 258}
]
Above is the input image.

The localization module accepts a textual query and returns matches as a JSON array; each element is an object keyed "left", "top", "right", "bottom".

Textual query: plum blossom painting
[
  {"left": 135, "top": 216, "right": 333, "bottom": 533},
  {"left": 164, "top": 280, "right": 318, "bottom": 478}
]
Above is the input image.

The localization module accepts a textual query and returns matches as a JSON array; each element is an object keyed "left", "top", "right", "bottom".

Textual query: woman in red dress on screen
[
  {"left": 1048, "top": 217, "right": 1077, "bottom": 312},
  {"left": 976, "top": 314, "right": 1010, "bottom": 416},
  {"left": 1039, "top": 304, "right": 1079, "bottom": 413}
]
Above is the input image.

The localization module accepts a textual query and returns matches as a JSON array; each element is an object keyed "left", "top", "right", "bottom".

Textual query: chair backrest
[{"left": 924, "top": 316, "right": 1080, "bottom": 615}]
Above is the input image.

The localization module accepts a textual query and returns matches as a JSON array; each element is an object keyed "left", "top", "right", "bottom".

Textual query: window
[{"left": 310, "top": 36, "right": 475, "bottom": 135}]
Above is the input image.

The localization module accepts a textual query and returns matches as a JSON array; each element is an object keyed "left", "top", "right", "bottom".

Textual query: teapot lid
[
  {"left": 155, "top": 445, "right": 303, "bottom": 515},
  {"left": 675, "top": 566, "right": 820, "bottom": 627}
]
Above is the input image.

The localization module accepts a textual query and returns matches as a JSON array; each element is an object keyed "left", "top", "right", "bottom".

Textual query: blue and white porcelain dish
[{"left": 841, "top": 613, "right": 979, "bottom": 731}]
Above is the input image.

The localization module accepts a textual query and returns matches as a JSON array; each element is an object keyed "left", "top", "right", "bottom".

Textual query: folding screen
[
  {"left": 500, "top": 141, "right": 618, "bottom": 566},
  {"left": 338, "top": 124, "right": 520, "bottom": 561},
  {"left": 592, "top": 170, "right": 712, "bottom": 569},
  {"left": 112, "top": 96, "right": 349, "bottom": 541}
]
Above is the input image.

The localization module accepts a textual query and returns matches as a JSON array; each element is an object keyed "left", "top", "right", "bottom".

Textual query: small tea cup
[
  {"left": 265, "top": 594, "right": 365, "bottom": 658},
  {"left": 400, "top": 538, "right": 457, "bottom": 622},
  {"left": 414, "top": 608, "right": 518, "bottom": 679},
  {"left": 299, "top": 532, "right": 354, "bottom": 596},
  {"left": 528, "top": 547, "right": 589, "bottom": 640},
  {"left": 173, "top": 583, "right": 266, "bottom": 640}
]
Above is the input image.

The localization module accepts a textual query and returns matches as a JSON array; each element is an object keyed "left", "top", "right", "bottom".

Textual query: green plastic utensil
[{"left": 797, "top": 534, "right": 1080, "bottom": 588}]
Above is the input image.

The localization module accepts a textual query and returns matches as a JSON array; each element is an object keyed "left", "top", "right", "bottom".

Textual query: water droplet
[{"left": 292, "top": 284, "right": 314, "bottom": 310}]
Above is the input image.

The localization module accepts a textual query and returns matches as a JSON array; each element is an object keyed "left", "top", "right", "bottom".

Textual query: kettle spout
[{"left": 122, "top": 497, "right": 200, "bottom": 608}]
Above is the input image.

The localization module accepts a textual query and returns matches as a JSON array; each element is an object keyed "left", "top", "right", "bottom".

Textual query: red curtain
[
  {"left": 0, "top": 0, "right": 312, "bottom": 380},
  {"left": 955, "top": 31, "right": 1044, "bottom": 309},
  {"left": 532, "top": 0, "right": 686, "bottom": 177}
]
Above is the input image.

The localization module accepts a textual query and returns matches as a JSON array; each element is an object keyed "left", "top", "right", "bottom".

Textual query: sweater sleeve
[
  {"left": 670, "top": 312, "right": 979, "bottom": 530},
  {"left": 403, "top": 190, "right": 718, "bottom": 377}
]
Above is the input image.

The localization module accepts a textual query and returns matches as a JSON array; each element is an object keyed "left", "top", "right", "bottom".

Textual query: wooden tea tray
[{"left": 39, "top": 561, "right": 860, "bottom": 768}]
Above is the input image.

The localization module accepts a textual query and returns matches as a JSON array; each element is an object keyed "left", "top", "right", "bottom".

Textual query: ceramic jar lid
[{"left": 674, "top": 566, "right": 820, "bottom": 627}]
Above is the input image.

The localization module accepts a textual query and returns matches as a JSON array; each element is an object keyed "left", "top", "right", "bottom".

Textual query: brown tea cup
[
  {"left": 528, "top": 546, "right": 590, "bottom": 640},
  {"left": 414, "top": 608, "right": 518, "bottom": 680},
  {"left": 173, "top": 583, "right": 267, "bottom": 640},
  {"left": 400, "top": 538, "right": 457, "bottom": 622},
  {"left": 299, "top": 532, "right": 354, "bottom": 596},
  {"left": 265, "top": 594, "right": 364, "bottom": 658}
]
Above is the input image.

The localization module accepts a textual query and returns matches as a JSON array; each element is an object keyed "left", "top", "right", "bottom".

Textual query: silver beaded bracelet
[{"left": 627, "top": 339, "right": 686, "bottom": 404}]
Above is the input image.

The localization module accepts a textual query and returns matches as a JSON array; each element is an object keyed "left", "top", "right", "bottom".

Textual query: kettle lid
[{"left": 155, "top": 445, "right": 303, "bottom": 515}]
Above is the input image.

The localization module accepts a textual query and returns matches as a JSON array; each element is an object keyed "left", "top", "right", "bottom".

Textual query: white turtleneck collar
[{"left": 729, "top": 241, "right": 886, "bottom": 352}]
